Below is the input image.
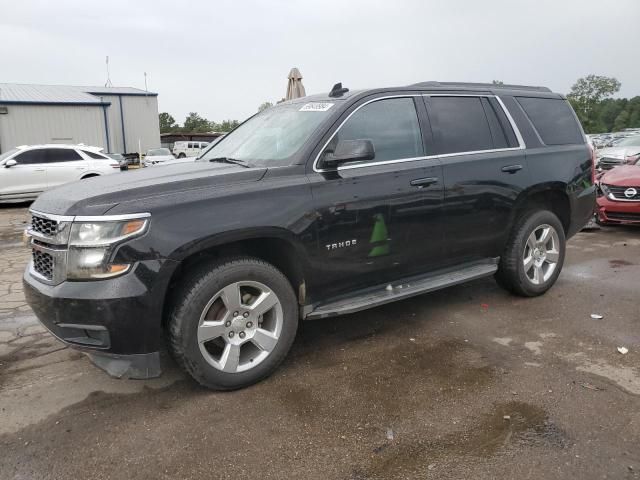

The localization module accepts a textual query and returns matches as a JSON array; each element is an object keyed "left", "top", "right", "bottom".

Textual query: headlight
[
  {"left": 66, "top": 216, "right": 148, "bottom": 280},
  {"left": 600, "top": 184, "right": 611, "bottom": 196}
]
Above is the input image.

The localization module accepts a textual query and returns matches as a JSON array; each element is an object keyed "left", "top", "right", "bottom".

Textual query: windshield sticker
[{"left": 299, "top": 102, "right": 334, "bottom": 112}]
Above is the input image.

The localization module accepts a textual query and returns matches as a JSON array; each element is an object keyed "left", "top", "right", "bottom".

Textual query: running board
[{"left": 305, "top": 259, "right": 498, "bottom": 320}]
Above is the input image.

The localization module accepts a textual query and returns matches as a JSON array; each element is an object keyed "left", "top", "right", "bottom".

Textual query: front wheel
[
  {"left": 495, "top": 210, "right": 566, "bottom": 297},
  {"left": 167, "top": 257, "right": 298, "bottom": 390}
]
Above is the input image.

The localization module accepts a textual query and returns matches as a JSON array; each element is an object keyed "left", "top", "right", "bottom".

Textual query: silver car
[{"left": 597, "top": 135, "right": 640, "bottom": 170}]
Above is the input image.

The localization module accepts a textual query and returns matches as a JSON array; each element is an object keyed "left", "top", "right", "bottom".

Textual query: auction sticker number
[{"left": 299, "top": 102, "right": 334, "bottom": 112}]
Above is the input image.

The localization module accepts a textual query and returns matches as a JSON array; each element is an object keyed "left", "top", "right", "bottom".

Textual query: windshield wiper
[{"left": 208, "top": 157, "right": 251, "bottom": 168}]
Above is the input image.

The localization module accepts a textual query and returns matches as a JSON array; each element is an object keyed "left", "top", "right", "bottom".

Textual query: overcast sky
[{"left": 1, "top": 0, "right": 639, "bottom": 124}]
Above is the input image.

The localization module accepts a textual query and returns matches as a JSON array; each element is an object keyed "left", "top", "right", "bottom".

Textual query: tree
[
  {"left": 258, "top": 102, "right": 273, "bottom": 112},
  {"left": 211, "top": 119, "right": 240, "bottom": 132},
  {"left": 158, "top": 112, "right": 178, "bottom": 133},
  {"left": 183, "top": 112, "right": 211, "bottom": 133},
  {"left": 492, "top": 80, "right": 504, "bottom": 86},
  {"left": 567, "top": 75, "right": 621, "bottom": 132}
]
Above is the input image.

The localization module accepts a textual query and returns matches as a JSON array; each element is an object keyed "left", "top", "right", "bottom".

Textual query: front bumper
[
  {"left": 596, "top": 195, "right": 640, "bottom": 224},
  {"left": 23, "top": 258, "right": 177, "bottom": 378}
]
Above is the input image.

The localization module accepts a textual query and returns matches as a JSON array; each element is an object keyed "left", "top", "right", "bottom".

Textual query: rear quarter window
[{"left": 516, "top": 97, "right": 583, "bottom": 146}]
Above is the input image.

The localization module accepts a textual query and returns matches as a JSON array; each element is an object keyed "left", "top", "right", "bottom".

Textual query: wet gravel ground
[{"left": 0, "top": 204, "right": 639, "bottom": 480}]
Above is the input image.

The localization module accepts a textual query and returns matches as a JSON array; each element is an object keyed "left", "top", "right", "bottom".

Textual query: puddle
[
  {"left": 359, "top": 401, "right": 568, "bottom": 478},
  {"left": 279, "top": 340, "right": 495, "bottom": 422},
  {"left": 562, "top": 353, "right": 640, "bottom": 396},
  {"left": 609, "top": 259, "right": 634, "bottom": 268}
]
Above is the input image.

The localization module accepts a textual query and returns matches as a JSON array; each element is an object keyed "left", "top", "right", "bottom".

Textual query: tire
[
  {"left": 167, "top": 257, "right": 298, "bottom": 390},
  {"left": 495, "top": 210, "right": 566, "bottom": 297},
  {"left": 178, "top": 153, "right": 186, "bottom": 158}
]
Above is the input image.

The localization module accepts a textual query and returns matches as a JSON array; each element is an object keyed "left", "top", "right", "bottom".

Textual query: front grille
[
  {"left": 32, "top": 249, "right": 54, "bottom": 280},
  {"left": 604, "top": 184, "right": 640, "bottom": 201},
  {"left": 606, "top": 211, "right": 640, "bottom": 222},
  {"left": 31, "top": 215, "right": 59, "bottom": 236}
]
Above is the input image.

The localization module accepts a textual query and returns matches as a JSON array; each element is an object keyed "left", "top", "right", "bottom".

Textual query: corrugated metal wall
[
  {"left": 0, "top": 105, "right": 106, "bottom": 152},
  {"left": 120, "top": 95, "right": 161, "bottom": 153},
  {"left": 0, "top": 95, "right": 160, "bottom": 154},
  {"left": 96, "top": 94, "right": 160, "bottom": 154}
]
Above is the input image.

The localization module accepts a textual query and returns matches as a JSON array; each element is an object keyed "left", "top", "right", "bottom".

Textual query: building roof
[{"left": 0, "top": 83, "right": 158, "bottom": 105}]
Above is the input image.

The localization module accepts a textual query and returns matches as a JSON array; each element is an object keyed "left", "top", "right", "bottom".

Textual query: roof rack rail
[{"left": 410, "top": 81, "right": 551, "bottom": 93}]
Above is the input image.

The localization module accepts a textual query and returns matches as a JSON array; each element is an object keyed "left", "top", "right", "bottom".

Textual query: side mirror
[
  {"left": 4, "top": 159, "right": 17, "bottom": 168},
  {"left": 322, "top": 139, "right": 375, "bottom": 168}
]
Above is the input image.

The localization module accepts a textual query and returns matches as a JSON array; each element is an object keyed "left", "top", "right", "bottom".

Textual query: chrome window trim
[{"left": 312, "top": 93, "right": 527, "bottom": 173}]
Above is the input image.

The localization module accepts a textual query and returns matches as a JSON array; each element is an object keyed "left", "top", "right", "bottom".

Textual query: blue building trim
[
  {"left": 0, "top": 101, "right": 111, "bottom": 106},
  {"left": 119, "top": 96, "right": 127, "bottom": 153},
  {"left": 102, "top": 104, "right": 111, "bottom": 153},
  {"left": 85, "top": 91, "right": 158, "bottom": 98}
]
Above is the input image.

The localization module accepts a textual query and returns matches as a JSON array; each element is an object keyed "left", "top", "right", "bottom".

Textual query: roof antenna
[
  {"left": 105, "top": 56, "right": 113, "bottom": 88},
  {"left": 329, "top": 82, "right": 349, "bottom": 98},
  {"left": 144, "top": 72, "right": 148, "bottom": 92}
]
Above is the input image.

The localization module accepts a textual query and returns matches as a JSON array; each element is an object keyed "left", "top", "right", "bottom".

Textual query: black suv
[{"left": 24, "top": 81, "right": 595, "bottom": 390}]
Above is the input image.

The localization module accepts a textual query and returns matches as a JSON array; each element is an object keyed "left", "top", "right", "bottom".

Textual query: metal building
[{"left": 0, "top": 83, "right": 160, "bottom": 154}]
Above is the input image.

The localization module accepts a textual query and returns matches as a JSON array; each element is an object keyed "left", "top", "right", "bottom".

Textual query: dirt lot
[{"left": 0, "top": 204, "right": 638, "bottom": 480}]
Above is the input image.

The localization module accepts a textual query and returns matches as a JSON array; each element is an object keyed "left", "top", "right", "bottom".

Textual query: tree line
[
  {"left": 159, "top": 112, "right": 240, "bottom": 134},
  {"left": 566, "top": 75, "right": 639, "bottom": 134}
]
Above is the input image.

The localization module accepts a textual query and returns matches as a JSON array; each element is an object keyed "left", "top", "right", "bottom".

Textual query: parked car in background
[
  {"left": 596, "top": 158, "right": 640, "bottom": 225},
  {"left": 596, "top": 135, "right": 640, "bottom": 170},
  {"left": 23, "top": 81, "right": 594, "bottom": 390},
  {"left": 172, "top": 141, "right": 209, "bottom": 158},
  {"left": 143, "top": 148, "right": 175, "bottom": 166},
  {"left": 0, "top": 144, "right": 119, "bottom": 203}
]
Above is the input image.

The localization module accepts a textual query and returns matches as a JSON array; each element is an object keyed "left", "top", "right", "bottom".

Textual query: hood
[
  {"left": 597, "top": 146, "right": 640, "bottom": 159},
  {"left": 31, "top": 162, "right": 267, "bottom": 216},
  {"left": 600, "top": 165, "right": 640, "bottom": 187}
]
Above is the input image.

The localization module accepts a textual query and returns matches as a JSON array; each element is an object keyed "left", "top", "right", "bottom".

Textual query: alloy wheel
[
  {"left": 197, "top": 281, "right": 283, "bottom": 373},
  {"left": 522, "top": 224, "right": 560, "bottom": 285}
]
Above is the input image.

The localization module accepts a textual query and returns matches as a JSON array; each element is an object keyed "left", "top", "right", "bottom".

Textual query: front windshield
[
  {"left": 199, "top": 102, "right": 335, "bottom": 166},
  {"left": 0, "top": 148, "right": 18, "bottom": 163},
  {"left": 616, "top": 136, "right": 640, "bottom": 147},
  {"left": 147, "top": 148, "right": 171, "bottom": 156}
]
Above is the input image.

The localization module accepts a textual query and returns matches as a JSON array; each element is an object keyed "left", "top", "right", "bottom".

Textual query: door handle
[
  {"left": 34, "top": 169, "right": 45, "bottom": 172},
  {"left": 410, "top": 177, "right": 439, "bottom": 188},
  {"left": 501, "top": 164, "right": 523, "bottom": 174}
]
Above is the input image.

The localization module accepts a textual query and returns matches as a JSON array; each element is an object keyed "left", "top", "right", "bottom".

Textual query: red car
[{"left": 597, "top": 159, "right": 640, "bottom": 225}]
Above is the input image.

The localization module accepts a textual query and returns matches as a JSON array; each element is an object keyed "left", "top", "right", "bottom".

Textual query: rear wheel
[
  {"left": 495, "top": 210, "right": 566, "bottom": 297},
  {"left": 167, "top": 257, "right": 298, "bottom": 390},
  {"left": 177, "top": 153, "right": 186, "bottom": 158}
]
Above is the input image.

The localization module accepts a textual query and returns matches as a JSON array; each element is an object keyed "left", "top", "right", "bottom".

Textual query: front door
[
  {"left": 307, "top": 96, "right": 444, "bottom": 300},
  {"left": 425, "top": 94, "right": 529, "bottom": 262},
  {"left": 0, "top": 149, "right": 47, "bottom": 200}
]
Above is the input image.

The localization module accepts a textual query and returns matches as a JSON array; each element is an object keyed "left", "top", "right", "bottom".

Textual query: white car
[
  {"left": 0, "top": 144, "right": 120, "bottom": 203},
  {"left": 172, "top": 141, "right": 209, "bottom": 158},
  {"left": 142, "top": 148, "right": 175, "bottom": 166}
]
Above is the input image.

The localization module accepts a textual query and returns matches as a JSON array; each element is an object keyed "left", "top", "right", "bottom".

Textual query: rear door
[
  {"left": 425, "top": 94, "right": 528, "bottom": 262},
  {"left": 44, "top": 148, "right": 88, "bottom": 188},
  {"left": 0, "top": 149, "right": 47, "bottom": 198},
  {"left": 308, "top": 95, "right": 444, "bottom": 299}
]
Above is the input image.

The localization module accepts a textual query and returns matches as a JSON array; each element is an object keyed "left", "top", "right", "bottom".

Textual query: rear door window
[
  {"left": 516, "top": 97, "right": 583, "bottom": 145},
  {"left": 45, "top": 148, "right": 83, "bottom": 162},
  {"left": 326, "top": 97, "right": 424, "bottom": 164},
  {"left": 81, "top": 150, "right": 108, "bottom": 159},
  {"left": 430, "top": 96, "right": 494, "bottom": 154}
]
